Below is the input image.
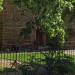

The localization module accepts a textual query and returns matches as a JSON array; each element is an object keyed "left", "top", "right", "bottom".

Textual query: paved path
[
  {"left": 0, "top": 59, "right": 22, "bottom": 68},
  {"left": 64, "top": 50, "right": 75, "bottom": 55}
]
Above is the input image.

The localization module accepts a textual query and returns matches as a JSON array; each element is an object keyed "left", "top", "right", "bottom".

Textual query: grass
[
  {"left": 0, "top": 51, "right": 75, "bottom": 73},
  {"left": 0, "top": 52, "right": 45, "bottom": 72},
  {"left": 0, "top": 51, "right": 75, "bottom": 62},
  {"left": 0, "top": 51, "right": 74, "bottom": 65},
  {"left": 0, "top": 52, "right": 45, "bottom": 63}
]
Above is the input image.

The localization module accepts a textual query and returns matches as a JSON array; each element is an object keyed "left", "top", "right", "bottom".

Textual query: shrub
[
  {"left": 19, "top": 51, "right": 75, "bottom": 75},
  {"left": 47, "top": 28, "right": 65, "bottom": 49},
  {"left": 42, "top": 51, "right": 75, "bottom": 75},
  {"left": 19, "top": 64, "right": 34, "bottom": 75}
]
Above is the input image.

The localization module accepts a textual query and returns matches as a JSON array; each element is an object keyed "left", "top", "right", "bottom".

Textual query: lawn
[
  {"left": 0, "top": 51, "right": 75, "bottom": 73},
  {"left": 0, "top": 51, "right": 75, "bottom": 62},
  {"left": 0, "top": 52, "right": 45, "bottom": 71},
  {"left": 0, "top": 52, "right": 45, "bottom": 63}
]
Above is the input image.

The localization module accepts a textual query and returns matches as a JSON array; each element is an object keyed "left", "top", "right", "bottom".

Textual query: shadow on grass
[{"left": 0, "top": 68, "right": 16, "bottom": 73}]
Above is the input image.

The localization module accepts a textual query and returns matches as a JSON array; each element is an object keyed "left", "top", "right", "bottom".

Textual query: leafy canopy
[
  {"left": 13, "top": 0, "right": 74, "bottom": 49},
  {"left": 0, "top": 0, "right": 3, "bottom": 11}
]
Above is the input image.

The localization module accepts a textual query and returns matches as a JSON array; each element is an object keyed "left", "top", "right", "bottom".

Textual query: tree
[
  {"left": 0, "top": 0, "right": 3, "bottom": 11},
  {"left": 13, "top": 0, "right": 75, "bottom": 49}
]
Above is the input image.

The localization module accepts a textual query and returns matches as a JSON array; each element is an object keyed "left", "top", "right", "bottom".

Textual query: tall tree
[{"left": 13, "top": 0, "right": 75, "bottom": 49}]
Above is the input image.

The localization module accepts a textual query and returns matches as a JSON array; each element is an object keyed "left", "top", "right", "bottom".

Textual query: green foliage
[
  {"left": 13, "top": 0, "right": 74, "bottom": 48},
  {"left": 47, "top": 28, "right": 65, "bottom": 49},
  {"left": 42, "top": 51, "right": 75, "bottom": 75},
  {"left": 20, "top": 65, "right": 33, "bottom": 75},
  {"left": 0, "top": 0, "right": 3, "bottom": 11},
  {"left": 19, "top": 51, "right": 75, "bottom": 75}
]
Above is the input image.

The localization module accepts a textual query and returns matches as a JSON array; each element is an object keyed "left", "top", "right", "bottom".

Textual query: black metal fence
[{"left": 0, "top": 49, "right": 75, "bottom": 75}]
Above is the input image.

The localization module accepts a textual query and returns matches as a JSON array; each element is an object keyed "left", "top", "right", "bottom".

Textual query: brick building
[
  {"left": 0, "top": 0, "right": 75, "bottom": 49},
  {"left": 0, "top": 0, "right": 47, "bottom": 49}
]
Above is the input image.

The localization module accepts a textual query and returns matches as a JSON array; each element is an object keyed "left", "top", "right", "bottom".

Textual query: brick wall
[
  {"left": 2, "top": 0, "right": 34, "bottom": 48},
  {"left": 1, "top": 0, "right": 75, "bottom": 49}
]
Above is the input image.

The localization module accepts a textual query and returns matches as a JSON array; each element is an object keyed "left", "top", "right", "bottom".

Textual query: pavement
[{"left": 64, "top": 50, "right": 75, "bottom": 55}]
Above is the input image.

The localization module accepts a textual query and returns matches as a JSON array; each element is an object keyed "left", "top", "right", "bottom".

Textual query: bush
[
  {"left": 47, "top": 28, "right": 65, "bottom": 49},
  {"left": 19, "top": 51, "right": 75, "bottom": 75},
  {"left": 19, "top": 64, "right": 34, "bottom": 75},
  {"left": 42, "top": 51, "right": 75, "bottom": 75}
]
